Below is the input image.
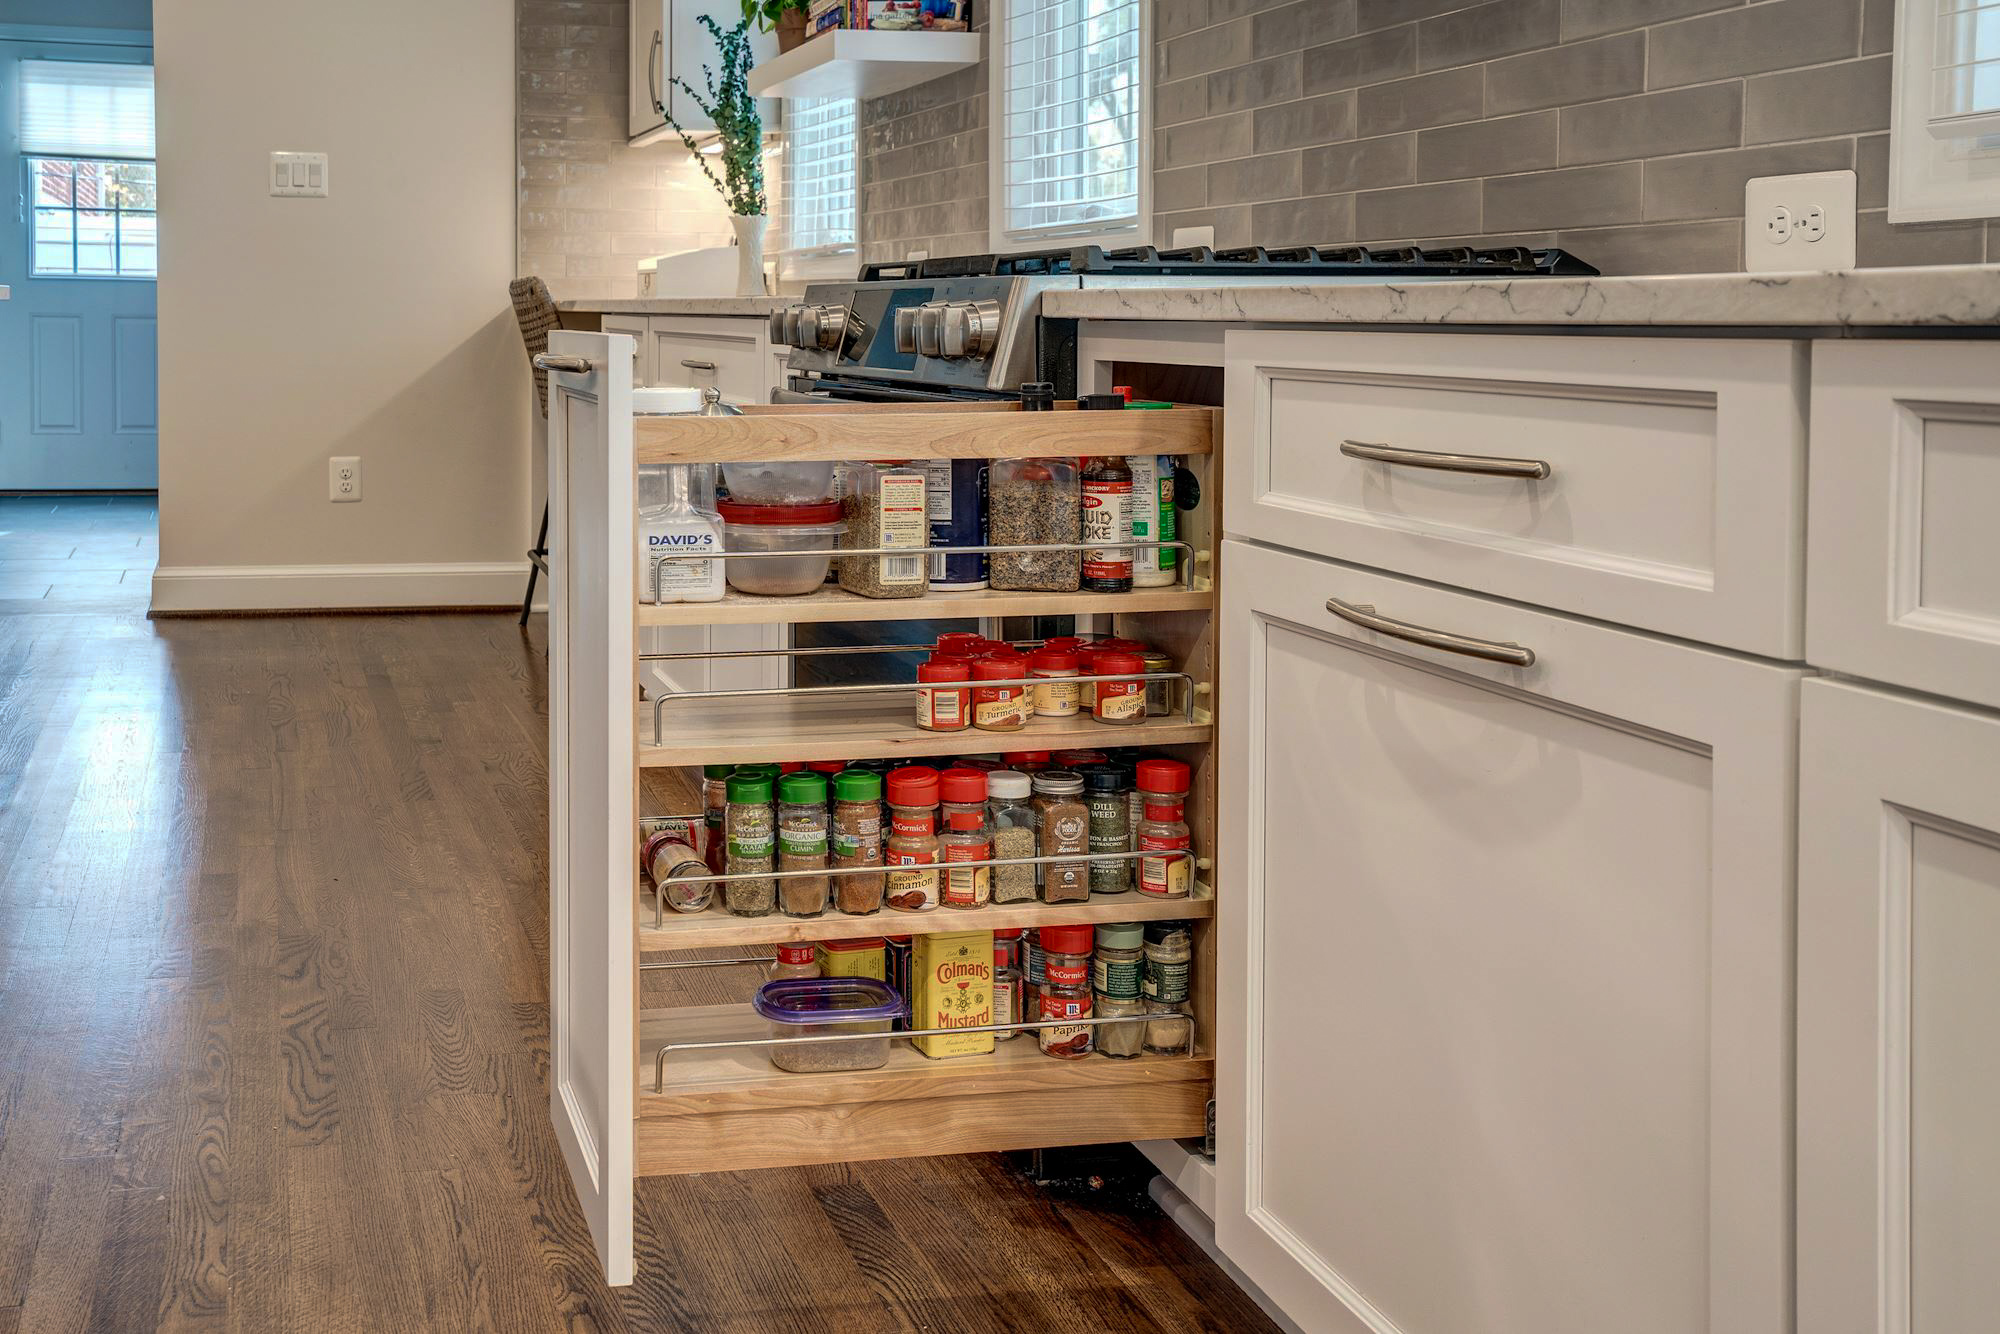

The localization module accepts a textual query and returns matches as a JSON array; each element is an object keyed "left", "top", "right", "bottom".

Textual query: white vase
[{"left": 730, "top": 214, "right": 768, "bottom": 297}]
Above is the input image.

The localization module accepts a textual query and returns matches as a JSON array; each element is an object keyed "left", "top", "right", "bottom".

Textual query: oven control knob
[
  {"left": 894, "top": 306, "right": 921, "bottom": 355},
  {"left": 799, "top": 304, "right": 847, "bottom": 351},
  {"left": 778, "top": 304, "right": 808, "bottom": 348},
  {"left": 940, "top": 300, "right": 1003, "bottom": 360},
  {"left": 914, "top": 304, "right": 946, "bottom": 359},
  {"left": 768, "top": 309, "right": 789, "bottom": 345}
]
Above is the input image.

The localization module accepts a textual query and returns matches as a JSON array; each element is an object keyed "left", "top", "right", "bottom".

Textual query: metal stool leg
[{"left": 521, "top": 502, "right": 549, "bottom": 625}]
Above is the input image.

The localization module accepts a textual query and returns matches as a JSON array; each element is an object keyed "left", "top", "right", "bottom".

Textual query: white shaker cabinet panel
[
  {"left": 1807, "top": 341, "right": 2000, "bottom": 709},
  {"left": 1223, "top": 329, "right": 1807, "bottom": 658},
  {"left": 601, "top": 315, "right": 652, "bottom": 386},
  {"left": 646, "top": 316, "right": 771, "bottom": 404},
  {"left": 1798, "top": 679, "right": 2000, "bottom": 1334},
  {"left": 1217, "top": 539, "right": 1797, "bottom": 1334},
  {"left": 628, "top": 1, "right": 668, "bottom": 139}
]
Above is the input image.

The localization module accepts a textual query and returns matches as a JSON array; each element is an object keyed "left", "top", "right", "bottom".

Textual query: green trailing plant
[
  {"left": 739, "top": 0, "right": 808, "bottom": 31},
  {"left": 665, "top": 15, "right": 767, "bottom": 217}
]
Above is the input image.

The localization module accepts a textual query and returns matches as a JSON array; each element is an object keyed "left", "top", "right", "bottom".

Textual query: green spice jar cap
[
  {"left": 778, "top": 772, "right": 827, "bottom": 805},
  {"left": 726, "top": 772, "right": 773, "bottom": 803},
  {"left": 703, "top": 764, "right": 735, "bottom": 779},
  {"left": 1096, "top": 921, "right": 1145, "bottom": 950},
  {"left": 832, "top": 770, "right": 882, "bottom": 802}
]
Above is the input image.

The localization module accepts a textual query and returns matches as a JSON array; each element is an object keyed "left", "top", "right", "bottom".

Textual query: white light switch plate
[
  {"left": 1745, "top": 170, "right": 1855, "bottom": 273},
  {"left": 271, "top": 151, "right": 329, "bottom": 198}
]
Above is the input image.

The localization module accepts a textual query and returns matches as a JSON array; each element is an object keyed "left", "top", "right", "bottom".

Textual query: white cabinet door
[
  {"left": 1798, "top": 679, "right": 2000, "bottom": 1334},
  {"left": 544, "top": 333, "right": 637, "bottom": 1285},
  {"left": 1217, "top": 539, "right": 1797, "bottom": 1334},
  {"left": 1807, "top": 341, "right": 2000, "bottom": 710},
  {"left": 628, "top": 0, "right": 667, "bottom": 139}
]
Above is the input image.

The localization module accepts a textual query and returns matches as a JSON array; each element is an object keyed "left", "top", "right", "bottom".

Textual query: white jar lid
[{"left": 632, "top": 386, "right": 704, "bottom": 415}]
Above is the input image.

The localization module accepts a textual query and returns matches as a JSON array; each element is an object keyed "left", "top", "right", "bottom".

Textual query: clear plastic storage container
[
  {"left": 718, "top": 499, "right": 845, "bottom": 596},
  {"left": 721, "top": 459, "right": 835, "bottom": 505},
  {"left": 753, "top": 977, "right": 906, "bottom": 1073}
]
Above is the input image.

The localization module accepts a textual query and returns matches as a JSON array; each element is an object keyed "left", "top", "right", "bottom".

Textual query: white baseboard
[{"left": 150, "top": 561, "right": 532, "bottom": 613}]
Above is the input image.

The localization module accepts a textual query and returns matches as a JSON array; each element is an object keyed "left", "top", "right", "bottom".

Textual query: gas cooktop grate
[{"left": 857, "top": 242, "right": 1598, "bottom": 282}]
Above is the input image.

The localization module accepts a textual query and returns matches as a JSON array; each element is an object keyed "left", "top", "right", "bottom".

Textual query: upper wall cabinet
[
  {"left": 1808, "top": 341, "right": 2000, "bottom": 709},
  {"left": 1223, "top": 329, "right": 1809, "bottom": 658},
  {"left": 629, "top": 2, "right": 776, "bottom": 144}
]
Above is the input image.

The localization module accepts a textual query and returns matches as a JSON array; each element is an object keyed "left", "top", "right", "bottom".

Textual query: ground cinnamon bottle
[{"left": 883, "top": 766, "right": 940, "bottom": 911}]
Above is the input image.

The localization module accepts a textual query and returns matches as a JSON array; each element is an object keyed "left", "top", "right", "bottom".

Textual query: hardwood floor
[{"left": 0, "top": 501, "right": 1269, "bottom": 1333}]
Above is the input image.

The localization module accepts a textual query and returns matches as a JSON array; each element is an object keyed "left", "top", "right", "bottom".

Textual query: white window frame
[
  {"left": 988, "top": 0, "right": 1152, "bottom": 255},
  {"left": 774, "top": 97, "right": 859, "bottom": 282},
  {"left": 1890, "top": 0, "right": 2000, "bottom": 221}
]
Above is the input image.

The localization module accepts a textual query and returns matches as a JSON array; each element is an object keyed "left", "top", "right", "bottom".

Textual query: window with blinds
[
  {"left": 1931, "top": 0, "right": 2000, "bottom": 137},
  {"left": 21, "top": 59, "right": 155, "bottom": 159},
  {"left": 992, "top": 0, "right": 1148, "bottom": 250},
  {"left": 779, "top": 97, "right": 858, "bottom": 270},
  {"left": 1891, "top": 0, "right": 2000, "bottom": 220}
]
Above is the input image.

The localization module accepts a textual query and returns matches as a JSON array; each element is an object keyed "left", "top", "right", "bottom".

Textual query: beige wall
[{"left": 153, "top": 0, "right": 530, "bottom": 611}]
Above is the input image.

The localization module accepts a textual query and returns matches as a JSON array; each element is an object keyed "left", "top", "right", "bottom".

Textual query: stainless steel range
[{"left": 770, "top": 242, "right": 1599, "bottom": 404}]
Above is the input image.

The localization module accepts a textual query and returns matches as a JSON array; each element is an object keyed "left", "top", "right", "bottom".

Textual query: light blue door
[{"left": 0, "top": 35, "right": 156, "bottom": 489}]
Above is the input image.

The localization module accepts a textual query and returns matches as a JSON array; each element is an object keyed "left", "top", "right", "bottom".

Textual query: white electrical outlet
[
  {"left": 1745, "top": 170, "right": 1855, "bottom": 273},
  {"left": 271, "top": 151, "right": 329, "bottom": 198},
  {"left": 329, "top": 456, "right": 361, "bottom": 502},
  {"left": 1171, "top": 225, "right": 1217, "bottom": 250}
]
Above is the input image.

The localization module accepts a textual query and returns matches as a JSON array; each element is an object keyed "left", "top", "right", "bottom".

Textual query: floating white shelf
[{"left": 748, "top": 29, "right": 983, "bottom": 101}]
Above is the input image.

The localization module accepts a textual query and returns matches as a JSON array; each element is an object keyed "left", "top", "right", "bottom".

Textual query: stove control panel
[{"left": 769, "top": 303, "right": 850, "bottom": 351}]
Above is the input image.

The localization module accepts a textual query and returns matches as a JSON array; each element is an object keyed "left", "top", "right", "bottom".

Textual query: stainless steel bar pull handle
[
  {"left": 1326, "top": 596, "right": 1537, "bottom": 668},
  {"left": 679, "top": 359, "right": 717, "bottom": 372},
  {"left": 1340, "top": 438, "right": 1552, "bottom": 480},
  {"left": 532, "top": 353, "right": 595, "bottom": 374}
]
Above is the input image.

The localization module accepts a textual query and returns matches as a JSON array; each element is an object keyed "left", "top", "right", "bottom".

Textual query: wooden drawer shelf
[
  {"left": 640, "top": 695, "right": 1212, "bottom": 767},
  {"left": 635, "top": 1003, "right": 1211, "bottom": 1176},
  {"left": 636, "top": 401, "right": 1216, "bottom": 466},
  {"left": 638, "top": 582, "right": 1213, "bottom": 628},
  {"left": 640, "top": 883, "right": 1214, "bottom": 950}
]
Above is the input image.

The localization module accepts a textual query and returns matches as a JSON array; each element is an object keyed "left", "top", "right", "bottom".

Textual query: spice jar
[
  {"left": 972, "top": 653, "right": 1030, "bottom": 732},
  {"left": 1081, "top": 455, "right": 1135, "bottom": 593},
  {"left": 723, "top": 772, "right": 776, "bottom": 916},
  {"left": 1082, "top": 764, "right": 1132, "bottom": 896},
  {"left": 1051, "top": 749, "right": 1108, "bottom": 769},
  {"left": 830, "top": 769, "right": 885, "bottom": 915},
  {"left": 768, "top": 943, "right": 819, "bottom": 983},
  {"left": 836, "top": 460, "right": 927, "bottom": 599},
  {"left": 1037, "top": 925, "right": 1095, "bottom": 1058},
  {"left": 1027, "top": 647, "right": 1081, "bottom": 719},
  {"left": 994, "top": 927, "right": 1024, "bottom": 970},
  {"left": 1136, "top": 758, "right": 1193, "bottom": 898},
  {"left": 643, "top": 832, "right": 713, "bottom": 914},
  {"left": 1142, "top": 648, "right": 1176, "bottom": 718},
  {"left": 1093, "top": 921, "right": 1145, "bottom": 1001},
  {"left": 1144, "top": 1000, "right": 1193, "bottom": 1055},
  {"left": 1143, "top": 920, "right": 1192, "bottom": 1004},
  {"left": 987, "top": 769, "right": 1039, "bottom": 904},
  {"left": 1076, "top": 644, "right": 1103, "bottom": 714},
  {"left": 938, "top": 767, "right": 992, "bottom": 909},
  {"left": 776, "top": 772, "right": 831, "bottom": 918},
  {"left": 934, "top": 631, "right": 985, "bottom": 658},
  {"left": 1032, "top": 770, "right": 1089, "bottom": 903},
  {"left": 1001, "top": 751, "right": 1051, "bottom": 773},
  {"left": 1096, "top": 996, "right": 1148, "bottom": 1059},
  {"left": 883, "top": 766, "right": 940, "bottom": 912},
  {"left": 702, "top": 763, "right": 732, "bottom": 874},
  {"left": 988, "top": 456, "right": 1081, "bottom": 592},
  {"left": 916, "top": 655, "right": 971, "bottom": 732},
  {"left": 992, "top": 942, "right": 1024, "bottom": 1041},
  {"left": 1091, "top": 650, "right": 1148, "bottom": 726}
]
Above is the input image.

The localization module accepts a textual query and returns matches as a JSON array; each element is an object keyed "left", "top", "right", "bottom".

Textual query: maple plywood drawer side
[
  {"left": 1808, "top": 341, "right": 2000, "bottom": 710},
  {"left": 1223, "top": 329, "right": 1807, "bottom": 658}
]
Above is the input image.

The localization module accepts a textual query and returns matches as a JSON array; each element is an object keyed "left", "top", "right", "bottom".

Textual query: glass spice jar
[
  {"left": 1135, "top": 758, "right": 1194, "bottom": 898},
  {"left": 938, "top": 767, "right": 992, "bottom": 909},
  {"left": 1144, "top": 999, "right": 1193, "bottom": 1055},
  {"left": 1143, "top": 920, "right": 1193, "bottom": 1004},
  {"left": 1142, "top": 648, "right": 1176, "bottom": 718},
  {"left": 988, "top": 456, "right": 1081, "bottom": 592},
  {"left": 723, "top": 771, "right": 776, "bottom": 917},
  {"left": 1096, "top": 995, "right": 1148, "bottom": 1059},
  {"left": 987, "top": 769, "right": 1039, "bottom": 904},
  {"left": 883, "top": 766, "right": 941, "bottom": 912},
  {"left": 1082, "top": 764, "right": 1132, "bottom": 896},
  {"left": 643, "top": 832, "right": 713, "bottom": 914},
  {"left": 916, "top": 655, "right": 971, "bottom": 732},
  {"left": 1037, "top": 924, "right": 1095, "bottom": 1058},
  {"left": 1091, "top": 650, "right": 1148, "bottom": 726},
  {"left": 702, "top": 763, "right": 733, "bottom": 875},
  {"left": 1027, "top": 647, "right": 1081, "bottom": 719},
  {"left": 776, "top": 771, "right": 830, "bottom": 917},
  {"left": 1092, "top": 921, "right": 1145, "bottom": 1001},
  {"left": 971, "top": 653, "right": 1030, "bottom": 732},
  {"left": 767, "top": 943, "right": 820, "bottom": 983},
  {"left": 1076, "top": 644, "right": 1104, "bottom": 714},
  {"left": 1032, "top": 770, "right": 1089, "bottom": 902},
  {"left": 830, "top": 769, "right": 885, "bottom": 915},
  {"left": 992, "top": 943, "right": 1024, "bottom": 1041}
]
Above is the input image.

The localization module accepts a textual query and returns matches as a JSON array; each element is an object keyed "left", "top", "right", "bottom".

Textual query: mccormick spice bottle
[
  {"left": 972, "top": 653, "right": 1030, "bottom": 732},
  {"left": 1027, "top": 647, "right": 1081, "bottom": 718},
  {"left": 938, "top": 767, "right": 993, "bottom": 909},
  {"left": 1037, "top": 924, "right": 1096, "bottom": 1058},
  {"left": 1091, "top": 651, "right": 1148, "bottom": 726},
  {"left": 883, "top": 766, "right": 941, "bottom": 911},
  {"left": 1135, "top": 758, "right": 1193, "bottom": 898},
  {"left": 916, "top": 655, "right": 971, "bottom": 732}
]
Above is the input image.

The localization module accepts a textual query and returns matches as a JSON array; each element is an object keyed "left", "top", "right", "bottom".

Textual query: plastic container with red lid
[{"left": 717, "top": 499, "right": 845, "bottom": 596}]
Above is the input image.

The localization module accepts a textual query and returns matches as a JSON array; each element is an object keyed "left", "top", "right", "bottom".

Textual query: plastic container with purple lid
[{"left": 752, "top": 976, "right": 906, "bottom": 1073}]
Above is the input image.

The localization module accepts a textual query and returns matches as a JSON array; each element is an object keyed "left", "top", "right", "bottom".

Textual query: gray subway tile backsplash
[
  {"left": 1743, "top": 55, "right": 1894, "bottom": 144},
  {"left": 1416, "top": 111, "right": 1558, "bottom": 183},
  {"left": 1558, "top": 83, "right": 1744, "bottom": 167},
  {"left": 1644, "top": 0, "right": 1862, "bottom": 90},
  {"left": 1483, "top": 31, "right": 1644, "bottom": 115},
  {"left": 1415, "top": 0, "right": 1561, "bottom": 73},
  {"left": 1484, "top": 162, "right": 1643, "bottom": 232},
  {"left": 1356, "top": 65, "right": 1486, "bottom": 136}
]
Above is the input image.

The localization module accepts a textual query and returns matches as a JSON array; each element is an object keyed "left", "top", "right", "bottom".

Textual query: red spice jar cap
[
  {"left": 1027, "top": 648, "right": 1079, "bottom": 673},
  {"left": 994, "top": 928, "right": 1025, "bottom": 940},
  {"left": 933, "top": 632, "right": 985, "bottom": 656},
  {"left": 1002, "top": 751, "right": 1051, "bottom": 765},
  {"left": 938, "top": 767, "right": 988, "bottom": 804},
  {"left": 885, "top": 766, "right": 941, "bottom": 807},
  {"left": 1136, "top": 757, "right": 1192, "bottom": 795},
  {"left": 975, "top": 638, "right": 1014, "bottom": 655},
  {"left": 1092, "top": 650, "right": 1145, "bottom": 677},
  {"left": 807, "top": 760, "right": 846, "bottom": 774},
  {"left": 973, "top": 654, "right": 1027, "bottom": 681},
  {"left": 777, "top": 762, "right": 807, "bottom": 774},
  {"left": 918, "top": 656, "right": 972, "bottom": 682},
  {"left": 1039, "top": 636, "right": 1085, "bottom": 653},
  {"left": 1038, "top": 923, "right": 1095, "bottom": 955}
]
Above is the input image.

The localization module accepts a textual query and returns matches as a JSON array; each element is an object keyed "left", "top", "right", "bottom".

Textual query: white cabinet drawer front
[
  {"left": 1799, "top": 680, "right": 2000, "bottom": 1334},
  {"left": 1808, "top": 341, "right": 2000, "bottom": 708},
  {"left": 1217, "top": 540, "right": 1797, "bottom": 1334},
  {"left": 1224, "top": 329, "right": 1806, "bottom": 657},
  {"left": 647, "top": 317, "right": 767, "bottom": 403}
]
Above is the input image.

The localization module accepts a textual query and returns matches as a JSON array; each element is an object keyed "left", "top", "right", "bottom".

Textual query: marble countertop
[
  {"left": 559, "top": 296, "right": 788, "bottom": 316},
  {"left": 1040, "top": 264, "right": 2000, "bottom": 329}
]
